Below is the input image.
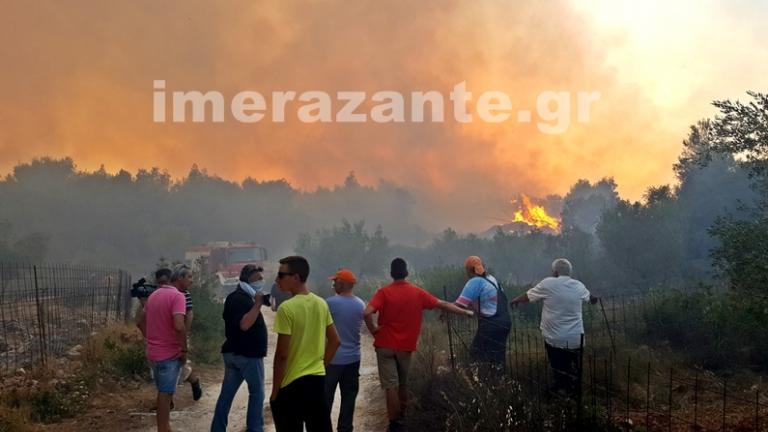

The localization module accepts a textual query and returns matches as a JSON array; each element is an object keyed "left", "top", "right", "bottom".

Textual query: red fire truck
[{"left": 185, "top": 241, "right": 268, "bottom": 293}]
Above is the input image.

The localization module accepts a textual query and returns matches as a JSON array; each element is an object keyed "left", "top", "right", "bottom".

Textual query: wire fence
[
  {"left": 0, "top": 262, "right": 132, "bottom": 375},
  {"left": 442, "top": 288, "right": 768, "bottom": 431}
]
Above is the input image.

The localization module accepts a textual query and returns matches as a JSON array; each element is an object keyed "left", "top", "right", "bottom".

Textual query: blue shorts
[{"left": 152, "top": 358, "right": 182, "bottom": 394}]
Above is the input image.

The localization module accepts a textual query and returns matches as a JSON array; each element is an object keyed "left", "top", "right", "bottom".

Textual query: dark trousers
[
  {"left": 270, "top": 375, "right": 332, "bottom": 432},
  {"left": 470, "top": 322, "right": 510, "bottom": 367},
  {"left": 545, "top": 343, "right": 582, "bottom": 397},
  {"left": 324, "top": 361, "right": 360, "bottom": 432}
]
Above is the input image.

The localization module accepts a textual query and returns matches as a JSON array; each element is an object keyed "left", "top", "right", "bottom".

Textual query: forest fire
[{"left": 510, "top": 194, "right": 561, "bottom": 232}]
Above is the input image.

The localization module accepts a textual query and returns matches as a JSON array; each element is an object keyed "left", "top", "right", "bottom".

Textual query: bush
[
  {"left": 0, "top": 406, "right": 29, "bottom": 432},
  {"left": 1, "top": 379, "right": 88, "bottom": 425},
  {"left": 408, "top": 327, "right": 619, "bottom": 432},
  {"left": 639, "top": 289, "right": 768, "bottom": 371},
  {"left": 27, "top": 383, "right": 88, "bottom": 423},
  {"left": 353, "top": 276, "right": 386, "bottom": 301},
  {"left": 190, "top": 266, "right": 225, "bottom": 364},
  {"left": 83, "top": 324, "right": 147, "bottom": 378},
  {"left": 413, "top": 265, "right": 467, "bottom": 299},
  {"left": 103, "top": 338, "right": 146, "bottom": 377}
]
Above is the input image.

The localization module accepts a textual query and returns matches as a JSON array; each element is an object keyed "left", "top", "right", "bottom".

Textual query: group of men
[{"left": 139, "top": 254, "right": 596, "bottom": 432}]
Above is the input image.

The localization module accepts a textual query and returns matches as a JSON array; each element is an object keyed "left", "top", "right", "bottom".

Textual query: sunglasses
[{"left": 277, "top": 271, "right": 296, "bottom": 279}]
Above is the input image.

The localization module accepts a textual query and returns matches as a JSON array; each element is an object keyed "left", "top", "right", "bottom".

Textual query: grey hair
[
  {"left": 552, "top": 258, "right": 572, "bottom": 276},
  {"left": 171, "top": 264, "right": 192, "bottom": 282}
]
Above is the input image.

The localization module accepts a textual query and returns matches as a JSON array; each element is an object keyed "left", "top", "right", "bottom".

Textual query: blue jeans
[
  {"left": 210, "top": 353, "right": 265, "bottom": 432},
  {"left": 152, "top": 358, "right": 183, "bottom": 394}
]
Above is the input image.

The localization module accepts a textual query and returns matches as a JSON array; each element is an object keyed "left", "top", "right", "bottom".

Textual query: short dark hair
[
  {"left": 390, "top": 258, "right": 408, "bottom": 280},
  {"left": 279, "top": 256, "right": 310, "bottom": 283},
  {"left": 239, "top": 264, "right": 263, "bottom": 282},
  {"left": 155, "top": 268, "right": 172, "bottom": 282}
]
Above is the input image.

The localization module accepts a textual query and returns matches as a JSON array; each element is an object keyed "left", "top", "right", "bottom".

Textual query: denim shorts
[{"left": 153, "top": 358, "right": 182, "bottom": 394}]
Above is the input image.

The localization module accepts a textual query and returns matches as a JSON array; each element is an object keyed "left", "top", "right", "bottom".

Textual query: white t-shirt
[{"left": 527, "top": 276, "right": 590, "bottom": 349}]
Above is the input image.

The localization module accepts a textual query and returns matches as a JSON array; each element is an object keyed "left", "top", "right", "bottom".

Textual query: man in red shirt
[{"left": 364, "top": 258, "right": 472, "bottom": 432}]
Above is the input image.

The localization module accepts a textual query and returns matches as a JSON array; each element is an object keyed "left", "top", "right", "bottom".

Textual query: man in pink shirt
[{"left": 142, "top": 264, "right": 191, "bottom": 432}]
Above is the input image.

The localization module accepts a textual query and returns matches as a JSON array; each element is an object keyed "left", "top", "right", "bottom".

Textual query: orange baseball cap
[
  {"left": 329, "top": 268, "right": 357, "bottom": 283},
  {"left": 464, "top": 256, "right": 485, "bottom": 275}
]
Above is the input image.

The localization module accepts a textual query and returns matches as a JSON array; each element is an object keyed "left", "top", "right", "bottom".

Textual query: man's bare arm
[
  {"left": 364, "top": 313, "right": 378, "bottom": 335},
  {"left": 325, "top": 324, "right": 341, "bottom": 366},
  {"left": 435, "top": 300, "right": 474, "bottom": 316},
  {"left": 185, "top": 309, "right": 194, "bottom": 333},
  {"left": 510, "top": 293, "right": 530, "bottom": 306},
  {"left": 271, "top": 334, "right": 291, "bottom": 401},
  {"left": 240, "top": 294, "right": 264, "bottom": 331},
  {"left": 173, "top": 313, "right": 188, "bottom": 362},
  {"left": 363, "top": 304, "right": 377, "bottom": 318}
]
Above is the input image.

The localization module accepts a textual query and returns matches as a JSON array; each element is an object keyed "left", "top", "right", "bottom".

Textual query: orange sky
[{"left": 1, "top": 0, "right": 766, "bottom": 231}]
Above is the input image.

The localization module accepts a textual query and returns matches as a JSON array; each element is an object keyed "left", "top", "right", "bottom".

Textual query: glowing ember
[{"left": 511, "top": 195, "right": 560, "bottom": 231}]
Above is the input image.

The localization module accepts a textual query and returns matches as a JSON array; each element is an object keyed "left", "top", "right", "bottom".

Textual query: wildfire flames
[{"left": 511, "top": 195, "right": 561, "bottom": 232}]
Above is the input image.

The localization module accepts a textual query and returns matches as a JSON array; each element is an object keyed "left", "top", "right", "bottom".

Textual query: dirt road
[{"left": 140, "top": 309, "right": 387, "bottom": 432}]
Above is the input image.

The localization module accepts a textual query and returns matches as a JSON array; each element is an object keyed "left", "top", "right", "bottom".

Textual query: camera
[{"left": 131, "top": 277, "right": 158, "bottom": 299}]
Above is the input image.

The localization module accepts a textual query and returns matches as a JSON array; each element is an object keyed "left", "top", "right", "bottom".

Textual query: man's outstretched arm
[
  {"left": 510, "top": 293, "right": 530, "bottom": 306},
  {"left": 435, "top": 300, "right": 474, "bottom": 317}
]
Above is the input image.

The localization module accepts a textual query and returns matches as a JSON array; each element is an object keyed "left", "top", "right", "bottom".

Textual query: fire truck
[{"left": 185, "top": 241, "right": 268, "bottom": 294}]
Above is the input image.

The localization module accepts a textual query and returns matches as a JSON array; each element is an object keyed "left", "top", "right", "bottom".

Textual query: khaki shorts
[{"left": 375, "top": 348, "right": 412, "bottom": 389}]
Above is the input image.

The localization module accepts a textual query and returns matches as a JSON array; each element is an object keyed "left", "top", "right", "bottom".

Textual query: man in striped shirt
[{"left": 177, "top": 271, "right": 203, "bottom": 401}]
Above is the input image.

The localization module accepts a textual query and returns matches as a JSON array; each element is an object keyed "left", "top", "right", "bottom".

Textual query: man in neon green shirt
[{"left": 270, "top": 256, "right": 341, "bottom": 432}]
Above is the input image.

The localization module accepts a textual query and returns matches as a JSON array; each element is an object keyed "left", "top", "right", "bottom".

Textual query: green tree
[
  {"left": 596, "top": 187, "right": 684, "bottom": 292},
  {"left": 295, "top": 220, "right": 392, "bottom": 295},
  {"left": 706, "top": 92, "right": 768, "bottom": 292}
]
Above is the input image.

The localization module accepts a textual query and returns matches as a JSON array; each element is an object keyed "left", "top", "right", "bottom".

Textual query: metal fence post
[
  {"left": 607, "top": 353, "right": 613, "bottom": 423},
  {"left": 591, "top": 352, "right": 597, "bottom": 423},
  {"left": 722, "top": 378, "right": 727, "bottom": 431},
  {"left": 668, "top": 368, "right": 673, "bottom": 432},
  {"left": 32, "top": 265, "right": 47, "bottom": 366},
  {"left": 646, "top": 361, "right": 651, "bottom": 428},
  {"left": 755, "top": 389, "right": 760, "bottom": 432},
  {"left": 443, "top": 285, "right": 456, "bottom": 371},
  {"left": 625, "top": 356, "right": 631, "bottom": 425},
  {"left": 123, "top": 272, "right": 133, "bottom": 323},
  {"left": 694, "top": 373, "right": 699, "bottom": 428},
  {"left": 106, "top": 274, "right": 112, "bottom": 325}
]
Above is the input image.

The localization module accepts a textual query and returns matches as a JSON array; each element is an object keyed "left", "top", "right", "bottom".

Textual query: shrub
[
  {"left": 408, "top": 343, "right": 619, "bottom": 431},
  {"left": 27, "top": 382, "right": 88, "bottom": 423},
  {"left": 639, "top": 289, "right": 768, "bottom": 371},
  {"left": 1, "top": 380, "right": 88, "bottom": 425},
  {"left": 190, "top": 267, "right": 225, "bottom": 364},
  {"left": 413, "top": 265, "right": 467, "bottom": 299},
  {"left": 83, "top": 324, "right": 147, "bottom": 378},
  {"left": 0, "top": 406, "right": 29, "bottom": 432}
]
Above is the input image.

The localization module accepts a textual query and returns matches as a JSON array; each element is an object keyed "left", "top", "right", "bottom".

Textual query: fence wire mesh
[
  {"left": 0, "top": 262, "right": 131, "bottom": 375},
  {"left": 442, "top": 288, "right": 768, "bottom": 431}
]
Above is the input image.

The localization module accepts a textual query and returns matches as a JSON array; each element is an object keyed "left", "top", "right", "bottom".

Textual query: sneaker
[{"left": 190, "top": 379, "right": 202, "bottom": 401}]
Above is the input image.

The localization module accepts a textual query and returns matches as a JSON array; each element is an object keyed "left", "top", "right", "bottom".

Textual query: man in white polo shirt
[{"left": 510, "top": 258, "right": 598, "bottom": 396}]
